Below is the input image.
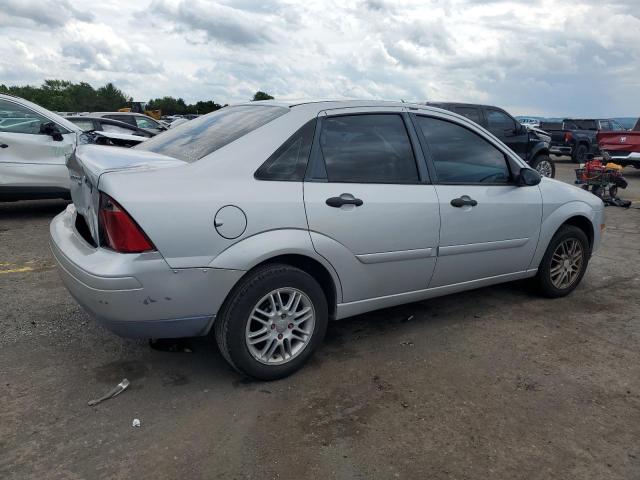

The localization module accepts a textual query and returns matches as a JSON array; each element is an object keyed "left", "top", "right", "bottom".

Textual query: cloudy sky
[{"left": 1, "top": 0, "right": 639, "bottom": 116}]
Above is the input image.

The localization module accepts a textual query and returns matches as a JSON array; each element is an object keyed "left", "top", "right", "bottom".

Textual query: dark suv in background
[{"left": 428, "top": 102, "right": 555, "bottom": 177}]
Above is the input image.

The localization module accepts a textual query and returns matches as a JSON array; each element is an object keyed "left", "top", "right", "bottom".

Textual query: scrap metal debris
[{"left": 87, "top": 378, "right": 130, "bottom": 406}]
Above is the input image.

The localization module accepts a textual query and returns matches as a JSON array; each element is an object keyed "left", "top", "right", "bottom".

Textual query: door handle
[
  {"left": 0, "top": 144, "right": 8, "bottom": 148},
  {"left": 326, "top": 194, "right": 364, "bottom": 208},
  {"left": 450, "top": 196, "right": 478, "bottom": 208}
]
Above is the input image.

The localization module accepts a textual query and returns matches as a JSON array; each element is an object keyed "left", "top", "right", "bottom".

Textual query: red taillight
[
  {"left": 564, "top": 132, "right": 573, "bottom": 143},
  {"left": 99, "top": 193, "right": 156, "bottom": 253}
]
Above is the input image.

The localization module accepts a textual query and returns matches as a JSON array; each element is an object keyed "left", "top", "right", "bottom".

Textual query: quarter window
[
  {"left": 255, "top": 119, "right": 316, "bottom": 181},
  {"left": 416, "top": 116, "right": 511, "bottom": 184},
  {"left": 319, "top": 114, "right": 419, "bottom": 184},
  {"left": 0, "top": 99, "right": 53, "bottom": 135}
]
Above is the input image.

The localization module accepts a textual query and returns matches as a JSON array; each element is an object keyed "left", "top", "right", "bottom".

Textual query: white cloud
[{"left": 1, "top": 0, "right": 639, "bottom": 116}]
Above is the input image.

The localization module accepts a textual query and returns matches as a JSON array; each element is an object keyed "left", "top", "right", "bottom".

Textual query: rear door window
[
  {"left": 454, "top": 107, "right": 482, "bottom": 125},
  {"left": 135, "top": 105, "right": 288, "bottom": 163},
  {"left": 598, "top": 120, "right": 612, "bottom": 131},
  {"left": 319, "top": 114, "right": 419, "bottom": 184},
  {"left": 104, "top": 114, "right": 136, "bottom": 126},
  {"left": 416, "top": 116, "right": 511, "bottom": 184}
]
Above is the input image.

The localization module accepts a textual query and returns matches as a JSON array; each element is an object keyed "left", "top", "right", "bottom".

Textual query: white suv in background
[{"left": 0, "top": 93, "right": 82, "bottom": 202}]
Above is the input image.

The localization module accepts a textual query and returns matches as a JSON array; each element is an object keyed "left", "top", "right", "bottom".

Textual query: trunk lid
[{"left": 66, "top": 144, "right": 186, "bottom": 245}]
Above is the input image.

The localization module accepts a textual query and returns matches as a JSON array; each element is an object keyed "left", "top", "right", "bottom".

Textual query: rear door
[
  {"left": 413, "top": 114, "right": 542, "bottom": 287},
  {"left": 486, "top": 108, "right": 529, "bottom": 160},
  {"left": 0, "top": 98, "right": 75, "bottom": 193},
  {"left": 303, "top": 108, "right": 440, "bottom": 302}
]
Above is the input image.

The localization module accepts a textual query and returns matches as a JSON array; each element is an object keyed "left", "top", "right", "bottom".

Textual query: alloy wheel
[
  {"left": 245, "top": 288, "right": 315, "bottom": 365},
  {"left": 535, "top": 160, "right": 553, "bottom": 177},
  {"left": 550, "top": 238, "right": 584, "bottom": 289}
]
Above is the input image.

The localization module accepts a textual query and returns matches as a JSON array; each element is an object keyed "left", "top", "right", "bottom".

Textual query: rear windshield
[{"left": 135, "top": 105, "right": 288, "bottom": 163}]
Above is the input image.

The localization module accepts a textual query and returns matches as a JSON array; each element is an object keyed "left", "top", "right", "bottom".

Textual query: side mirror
[
  {"left": 517, "top": 168, "right": 542, "bottom": 186},
  {"left": 40, "top": 122, "right": 64, "bottom": 141}
]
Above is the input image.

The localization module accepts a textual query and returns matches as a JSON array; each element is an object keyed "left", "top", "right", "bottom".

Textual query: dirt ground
[{"left": 1, "top": 159, "right": 639, "bottom": 479}]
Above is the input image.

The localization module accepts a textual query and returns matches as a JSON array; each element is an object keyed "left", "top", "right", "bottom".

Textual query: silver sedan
[{"left": 50, "top": 100, "right": 604, "bottom": 379}]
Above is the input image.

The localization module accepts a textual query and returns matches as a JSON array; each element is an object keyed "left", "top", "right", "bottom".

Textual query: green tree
[
  {"left": 252, "top": 91, "right": 274, "bottom": 101},
  {"left": 1, "top": 79, "right": 231, "bottom": 115},
  {"left": 95, "top": 83, "right": 128, "bottom": 111}
]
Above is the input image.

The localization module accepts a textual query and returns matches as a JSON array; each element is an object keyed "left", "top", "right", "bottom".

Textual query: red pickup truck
[{"left": 597, "top": 118, "right": 640, "bottom": 168}]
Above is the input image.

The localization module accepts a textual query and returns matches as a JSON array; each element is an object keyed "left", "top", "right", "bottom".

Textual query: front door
[
  {"left": 413, "top": 114, "right": 542, "bottom": 287},
  {"left": 0, "top": 98, "right": 74, "bottom": 194},
  {"left": 304, "top": 110, "right": 440, "bottom": 302}
]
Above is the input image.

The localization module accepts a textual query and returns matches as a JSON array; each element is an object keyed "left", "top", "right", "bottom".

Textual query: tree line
[{"left": 0, "top": 80, "right": 274, "bottom": 115}]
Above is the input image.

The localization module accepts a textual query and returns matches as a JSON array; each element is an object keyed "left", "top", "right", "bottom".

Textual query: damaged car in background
[
  {"left": 65, "top": 116, "right": 154, "bottom": 148},
  {"left": 51, "top": 100, "right": 604, "bottom": 380},
  {"left": 0, "top": 94, "right": 153, "bottom": 202}
]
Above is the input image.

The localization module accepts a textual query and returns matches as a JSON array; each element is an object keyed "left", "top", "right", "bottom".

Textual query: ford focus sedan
[{"left": 50, "top": 100, "right": 604, "bottom": 380}]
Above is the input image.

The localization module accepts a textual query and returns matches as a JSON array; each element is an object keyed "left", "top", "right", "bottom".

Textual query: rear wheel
[
  {"left": 572, "top": 144, "right": 588, "bottom": 164},
  {"left": 214, "top": 264, "right": 328, "bottom": 380},
  {"left": 536, "top": 225, "right": 590, "bottom": 298},
  {"left": 531, "top": 154, "right": 555, "bottom": 178}
]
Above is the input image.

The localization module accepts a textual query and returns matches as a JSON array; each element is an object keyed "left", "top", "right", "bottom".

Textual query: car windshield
[{"left": 135, "top": 105, "right": 288, "bottom": 163}]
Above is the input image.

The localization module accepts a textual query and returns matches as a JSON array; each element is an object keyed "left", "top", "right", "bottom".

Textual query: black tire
[
  {"left": 214, "top": 263, "right": 328, "bottom": 380},
  {"left": 535, "top": 225, "right": 590, "bottom": 298},
  {"left": 530, "top": 154, "right": 556, "bottom": 178},
  {"left": 572, "top": 143, "right": 588, "bottom": 164}
]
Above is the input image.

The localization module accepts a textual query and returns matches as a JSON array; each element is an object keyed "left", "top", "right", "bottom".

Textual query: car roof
[
  {"left": 426, "top": 101, "right": 506, "bottom": 111},
  {"left": 228, "top": 99, "right": 465, "bottom": 118}
]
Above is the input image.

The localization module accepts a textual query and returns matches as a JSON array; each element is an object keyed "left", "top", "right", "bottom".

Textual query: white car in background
[
  {"left": 0, "top": 93, "right": 81, "bottom": 202},
  {"left": 0, "top": 94, "right": 150, "bottom": 202}
]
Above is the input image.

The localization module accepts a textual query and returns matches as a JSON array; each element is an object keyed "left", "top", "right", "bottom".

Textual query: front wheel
[
  {"left": 214, "top": 264, "right": 328, "bottom": 380},
  {"left": 572, "top": 144, "right": 588, "bottom": 164},
  {"left": 531, "top": 154, "right": 556, "bottom": 178},
  {"left": 535, "top": 225, "right": 590, "bottom": 298}
]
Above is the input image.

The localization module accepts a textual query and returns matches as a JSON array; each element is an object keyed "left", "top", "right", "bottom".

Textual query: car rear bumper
[
  {"left": 50, "top": 204, "right": 245, "bottom": 338},
  {"left": 603, "top": 151, "right": 640, "bottom": 166}
]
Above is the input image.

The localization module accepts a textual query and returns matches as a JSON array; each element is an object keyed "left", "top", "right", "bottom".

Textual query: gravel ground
[{"left": 1, "top": 159, "right": 639, "bottom": 479}]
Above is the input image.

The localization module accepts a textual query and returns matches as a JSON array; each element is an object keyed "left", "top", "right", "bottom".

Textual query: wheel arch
[
  {"left": 247, "top": 254, "right": 338, "bottom": 319},
  {"left": 529, "top": 201, "right": 599, "bottom": 269},
  {"left": 562, "top": 215, "right": 594, "bottom": 250},
  {"left": 209, "top": 229, "right": 342, "bottom": 318},
  {"left": 528, "top": 143, "right": 550, "bottom": 161}
]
